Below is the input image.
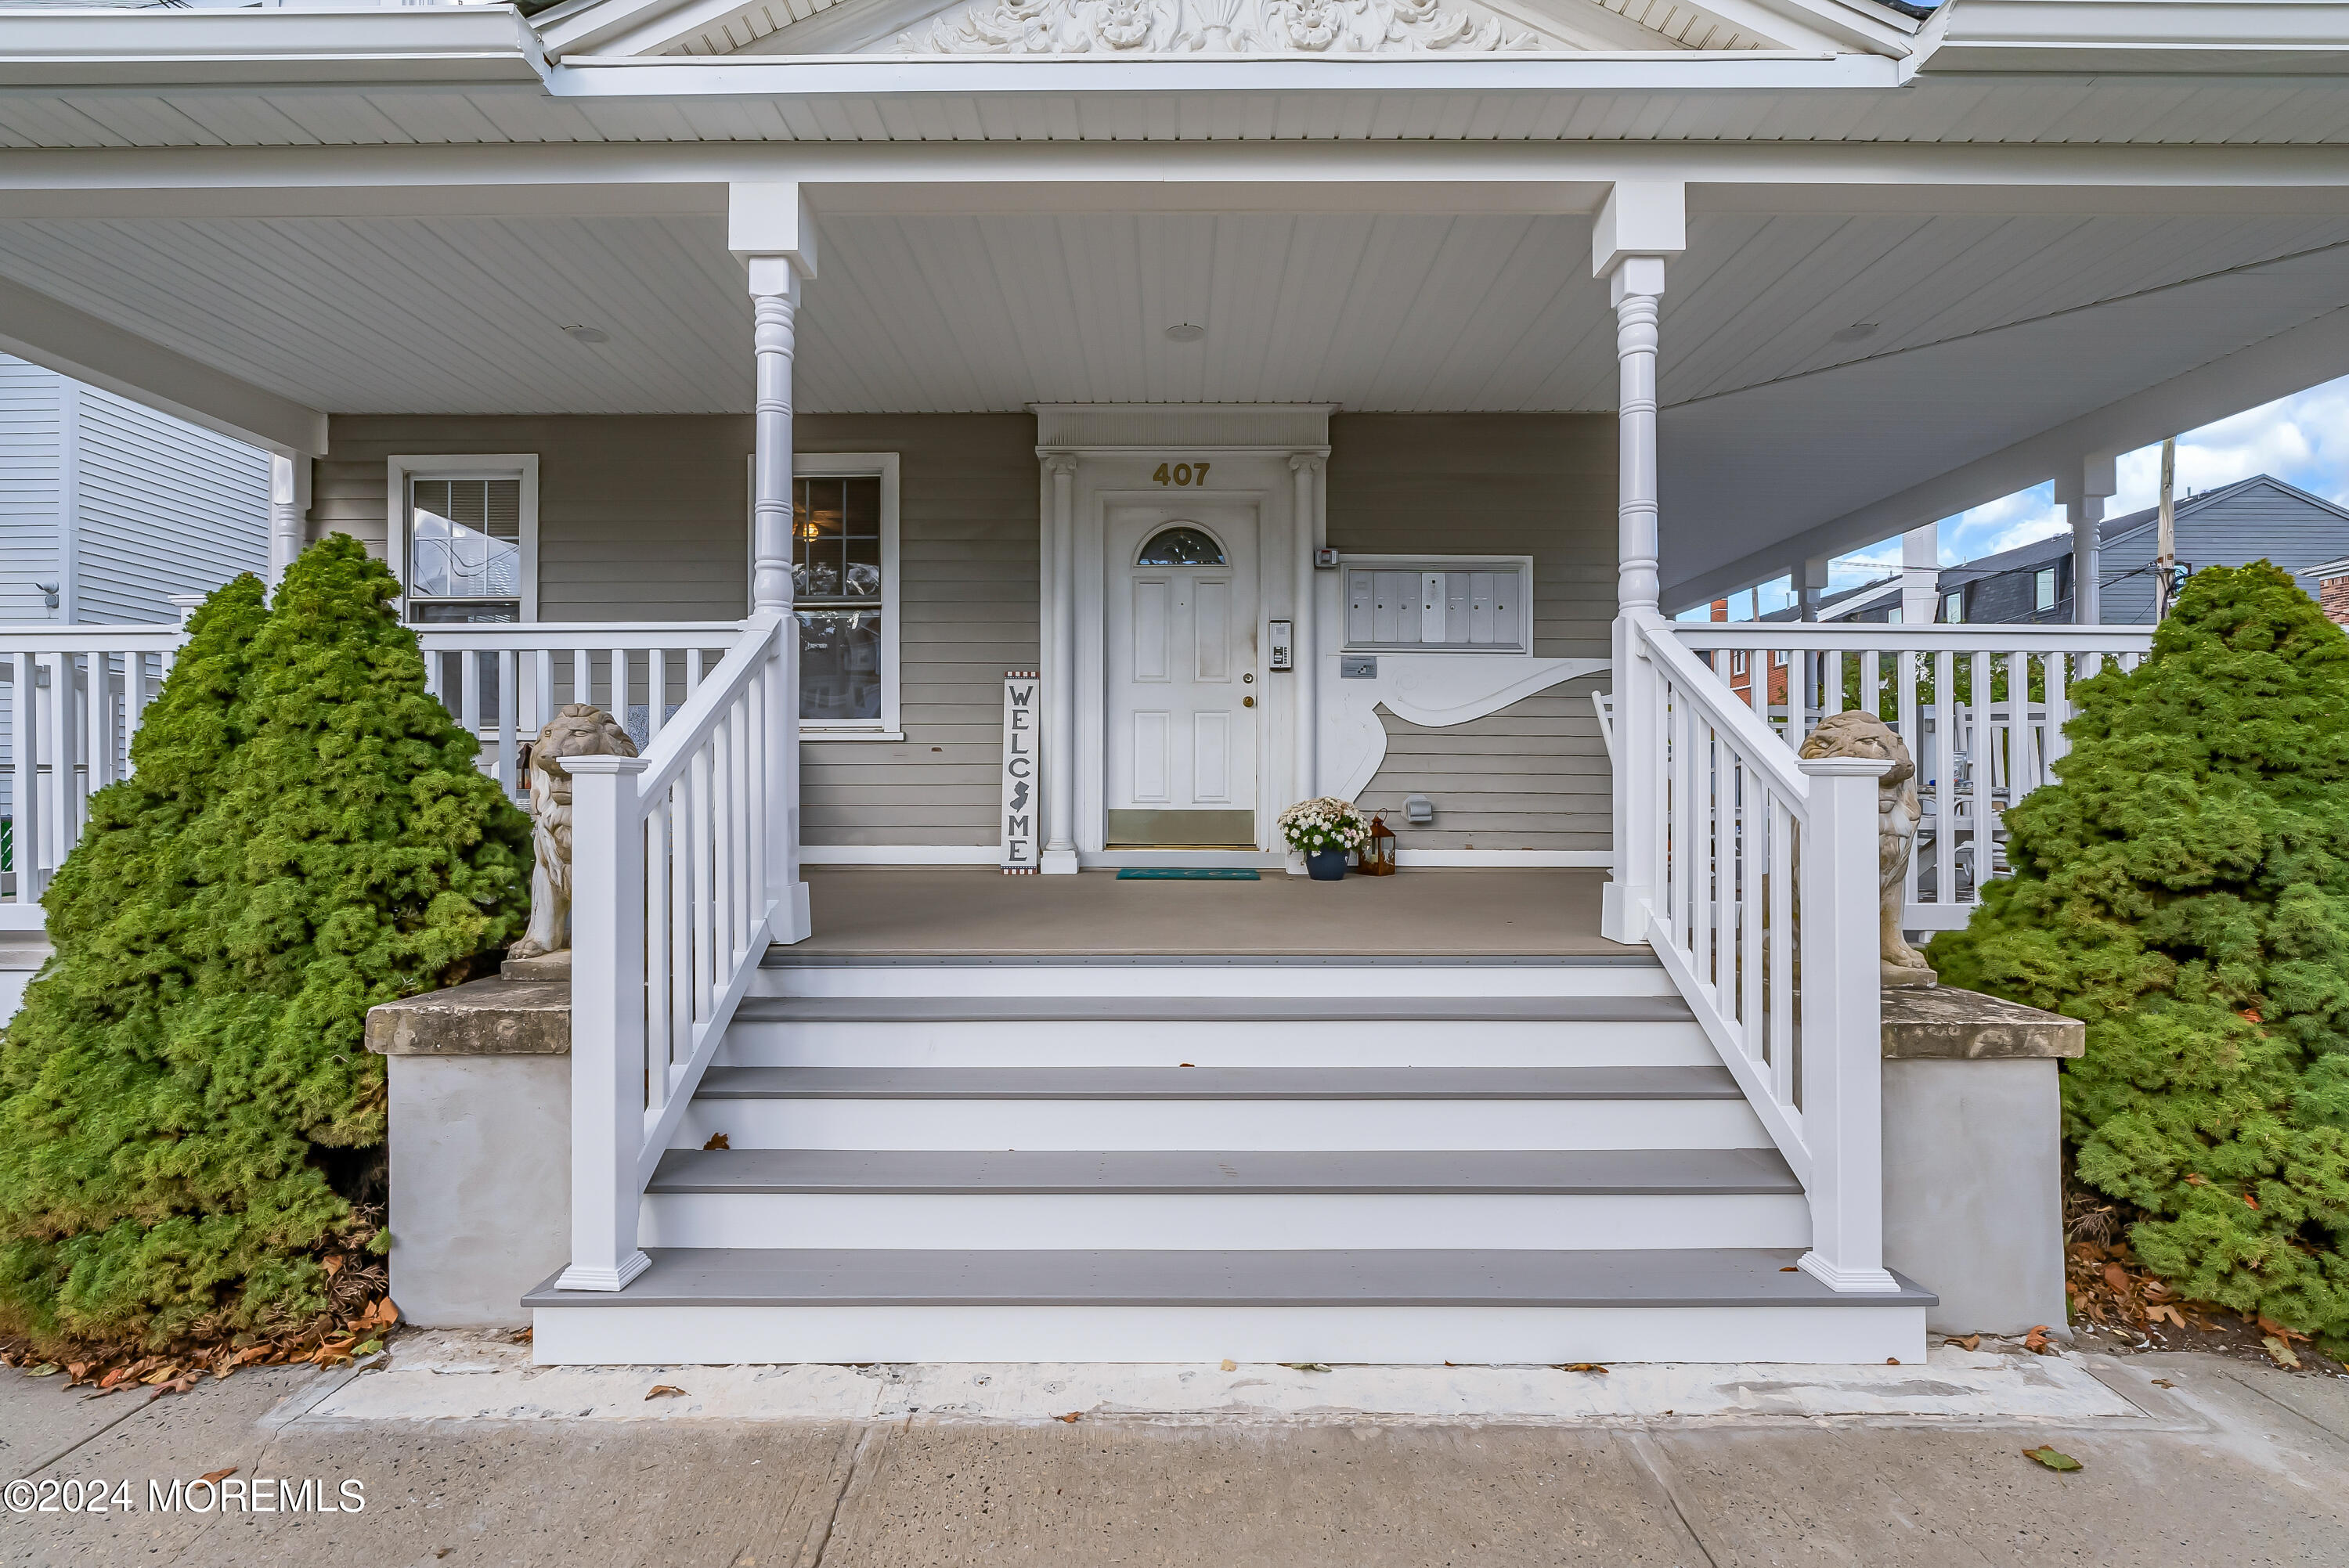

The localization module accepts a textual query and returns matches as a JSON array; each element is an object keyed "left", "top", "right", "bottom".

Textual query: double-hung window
[
  {"left": 392, "top": 455, "right": 539, "bottom": 625},
  {"left": 788, "top": 452, "right": 900, "bottom": 737},
  {"left": 2034, "top": 566, "right": 2058, "bottom": 613}
]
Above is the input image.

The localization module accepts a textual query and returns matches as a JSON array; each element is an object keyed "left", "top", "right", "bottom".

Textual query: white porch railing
[
  {"left": 0, "top": 627, "right": 187, "bottom": 923},
  {"left": 1627, "top": 614, "right": 1896, "bottom": 1290},
  {"left": 416, "top": 623, "right": 750, "bottom": 804},
  {"left": 0, "top": 618, "right": 756, "bottom": 930},
  {"left": 556, "top": 611, "right": 797, "bottom": 1292},
  {"left": 1662, "top": 622, "right": 2154, "bottom": 928}
]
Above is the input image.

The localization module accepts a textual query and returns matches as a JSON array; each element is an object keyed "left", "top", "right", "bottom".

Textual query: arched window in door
[{"left": 1135, "top": 525, "right": 1226, "bottom": 566}]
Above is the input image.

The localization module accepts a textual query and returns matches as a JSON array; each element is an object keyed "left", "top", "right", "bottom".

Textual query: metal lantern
[{"left": 1360, "top": 814, "right": 1398, "bottom": 876}]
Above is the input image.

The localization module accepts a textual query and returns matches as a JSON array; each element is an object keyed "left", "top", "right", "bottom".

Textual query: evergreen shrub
[
  {"left": 0, "top": 536, "right": 530, "bottom": 1350},
  {"left": 1928, "top": 561, "right": 2349, "bottom": 1348}
]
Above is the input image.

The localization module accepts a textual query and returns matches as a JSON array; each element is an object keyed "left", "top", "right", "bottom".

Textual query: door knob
[{"left": 1243, "top": 696, "right": 1255, "bottom": 707}]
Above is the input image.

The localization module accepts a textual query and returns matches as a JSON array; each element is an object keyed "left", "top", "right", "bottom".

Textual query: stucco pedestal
[
  {"left": 1880, "top": 986, "right": 2084, "bottom": 1338},
  {"left": 365, "top": 975, "right": 570, "bottom": 1329}
]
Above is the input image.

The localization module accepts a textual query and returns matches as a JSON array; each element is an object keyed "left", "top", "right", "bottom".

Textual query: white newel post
[
  {"left": 1290, "top": 452, "right": 1322, "bottom": 810},
  {"left": 1795, "top": 755, "right": 1902, "bottom": 1293},
  {"left": 733, "top": 182, "right": 818, "bottom": 939},
  {"left": 267, "top": 454, "right": 309, "bottom": 589},
  {"left": 1041, "top": 454, "right": 1079, "bottom": 874},
  {"left": 1592, "top": 181, "right": 1683, "bottom": 945},
  {"left": 556, "top": 753, "right": 652, "bottom": 1292}
]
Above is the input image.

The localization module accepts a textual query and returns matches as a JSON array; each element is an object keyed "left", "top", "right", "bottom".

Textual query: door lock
[
  {"left": 1243, "top": 672, "right": 1254, "bottom": 683},
  {"left": 1243, "top": 696, "right": 1255, "bottom": 707}
]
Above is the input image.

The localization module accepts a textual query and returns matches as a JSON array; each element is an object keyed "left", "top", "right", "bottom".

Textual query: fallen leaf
[
  {"left": 2245, "top": 1192, "right": 2260, "bottom": 1210},
  {"left": 645, "top": 1385, "right": 687, "bottom": 1400},
  {"left": 2022, "top": 1446, "right": 2081, "bottom": 1472},
  {"left": 2147, "top": 1304, "right": 2185, "bottom": 1328},
  {"left": 65, "top": 1362, "right": 88, "bottom": 1380},
  {"left": 1178, "top": 1063, "right": 1195, "bottom": 1068},
  {"left": 2239, "top": 1007, "right": 2263, "bottom": 1024},
  {"left": 1219, "top": 1359, "right": 1236, "bottom": 1372},
  {"left": 1055, "top": 1411, "right": 1082, "bottom": 1423},
  {"left": 2102, "top": 1263, "right": 2132, "bottom": 1295},
  {"left": 703, "top": 1133, "right": 731, "bottom": 1151},
  {"left": 2152, "top": 1379, "right": 2177, "bottom": 1389},
  {"left": 1555, "top": 1363, "right": 1608, "bottom": 1375},
  {"left": 1885, "top": 1357, "right": 1900, "bottom": 1365},
  {"left": 27, "top": 1362, "right": 59, "bottom": 1377},
  {"left": 1779, "top": 1266, "right": 1799, "bottom": 1273},
  {"left": 142, "top": 1366, "right": 177, "bottom": 1385},
  {"left": 2022, "top": 1325, "right": 2054, "bottom": 1355},
  {"left": 1279, "top": 1363, "right": 1331, "bottom": 1373},
  {"left": 435, "top": 1550, "right": 455, "bottom": 1560},
  {"left": 511, "top": 1328, "right": 534, "bottom": 1346},
  {"left": 201, "top": 1468, "right": 237, "bottom": 1484},
  {"left": 2264, "top": 1335, "right": 2302, "bottom": 1370},
  {"left": 2184, "top": 1173, "right": 2211, "bottom": 1187},
  {"left": 1944, "top": 1336, "right": 1982, "bottom": 1352},
  {"left": 322, "top": 1255, "right": 345, "bottom": 1278}
]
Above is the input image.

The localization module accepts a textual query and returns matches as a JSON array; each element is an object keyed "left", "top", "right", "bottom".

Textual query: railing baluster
[{"left": 496, "top": 651, "right": 518, "bottom": 802}]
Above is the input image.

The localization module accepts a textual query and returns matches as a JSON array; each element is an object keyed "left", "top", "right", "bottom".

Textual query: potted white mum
[{"left": 1277, "top": 796, "right": 1368, "bottom": 881}]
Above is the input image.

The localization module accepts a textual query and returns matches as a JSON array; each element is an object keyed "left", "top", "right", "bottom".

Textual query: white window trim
[
  {"left": 1336, "top": 553, "right": 1535, "bottom": 655},
  {"left": 386, "top": 453, "right": 539, "bottom": 623},
  {"left": 768, "top": 451, "right": 902, "bottom": 741}
]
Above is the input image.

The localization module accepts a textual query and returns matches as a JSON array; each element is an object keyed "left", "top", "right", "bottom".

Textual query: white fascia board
[
  {"left": 1661, "top": 301, "right": 2349, "bottom": 611},
  {"left": 1918, "top": 0, "right": 2349, "bottom": 74},
  {"left": 0, "top": 270, "right": 326, "bottom": 457},
  {"left": 545, "top": 49, "right": 1900, "bottom": 95},
  {"left": 0, "top": 9, "right": 547, "bottom": 87}
]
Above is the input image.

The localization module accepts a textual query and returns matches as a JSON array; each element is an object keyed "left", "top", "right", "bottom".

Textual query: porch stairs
[{"left": 525, "top": 953, "right": 1932, "bottom": 1364}]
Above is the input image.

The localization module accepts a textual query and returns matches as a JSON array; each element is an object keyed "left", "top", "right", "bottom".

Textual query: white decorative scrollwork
[{"left": 899, "top": 0, "right": 1541, "bottom": 54}]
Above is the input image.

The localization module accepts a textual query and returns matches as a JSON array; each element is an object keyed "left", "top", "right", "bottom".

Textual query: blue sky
[{"left": 1734, "top": 370, "right": 2349, "bottom": 617}]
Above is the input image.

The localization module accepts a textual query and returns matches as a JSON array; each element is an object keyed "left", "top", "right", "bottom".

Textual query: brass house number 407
[{"left": 1152, "top": 462, "right": 1210, "bottom": 486}]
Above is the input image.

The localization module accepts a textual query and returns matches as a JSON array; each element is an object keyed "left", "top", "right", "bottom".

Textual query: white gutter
[
  {"left": 545, "top": 50, "right": 1906, "bottom": 97},
  {"left": 0, "top": 8, "right": 548, "bottom": 86},
  {"left": 1919, "top": 0, "right": 2349, "bottom": 74}
]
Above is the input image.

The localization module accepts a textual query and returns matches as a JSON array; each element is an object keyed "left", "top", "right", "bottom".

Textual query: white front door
[{"left": 1104, "top": 503, "right": 1260, "bottom": 846}]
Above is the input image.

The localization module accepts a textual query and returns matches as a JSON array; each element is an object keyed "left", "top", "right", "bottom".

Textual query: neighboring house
[
  {"left": 0, "top": 355, "right": 269, "bottom": 624},
  {"left": 2302, "top": 553, "right": 2349, "bottom": 625},
  {"left": 1938, "top": 476, "right": 2349, "bottom": 626},
  {"left": 2, "top": 0, "right": 2341, "bottom": 1370}
]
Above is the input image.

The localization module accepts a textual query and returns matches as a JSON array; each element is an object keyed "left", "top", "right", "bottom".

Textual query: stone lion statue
[
  {"left": 1797, "top": 708, "right": 1936, "bottom": 987},
  {"left": 507, "top": 703, "right": 638, "bottom": 961}
]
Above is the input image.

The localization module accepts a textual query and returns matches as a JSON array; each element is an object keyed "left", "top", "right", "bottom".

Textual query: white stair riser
[
  {"left": 721, "top": 1019, "right": 1718, "bottom": 1068},
  {"left": 757, "top": 966, "right": 1676, "bottom": 1001},
  {"left": 672, "top": 1098, "right": 1771, "bottom": 1152},
  {"left": 640, "top": 1192, "right": 1810, "bottom": 1252},
  {"left": 532, "top": 1303, "right": 1925, "bottom": 1366}
]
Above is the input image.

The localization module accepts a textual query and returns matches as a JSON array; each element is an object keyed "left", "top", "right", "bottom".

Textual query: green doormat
[{"left": 1116, "top": 867, "right": 1261, "bottom": 881}]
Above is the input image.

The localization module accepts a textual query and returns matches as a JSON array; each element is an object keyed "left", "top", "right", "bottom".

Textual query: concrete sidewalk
[{"left": 5, "top": 1342, "right": 2346, "bottom": 1566}]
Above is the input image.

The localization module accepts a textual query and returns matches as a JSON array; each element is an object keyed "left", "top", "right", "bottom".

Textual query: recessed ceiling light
[
  {"left": 562, "top": 324, "right": 611, "bottom": 344},
  {"left": 1164, "top": 323, "right": 1205, "bottom": 343},
  {"left": 1829, "top": 322, "right": 1880, "bottom": 344}
]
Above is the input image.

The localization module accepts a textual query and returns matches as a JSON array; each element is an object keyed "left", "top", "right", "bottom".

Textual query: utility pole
[{"left": 2156, "top": 437, "right": 2177, "bottom": 622}]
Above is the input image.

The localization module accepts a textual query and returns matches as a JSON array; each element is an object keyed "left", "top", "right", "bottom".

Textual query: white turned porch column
[
  {"left": 1041, "top": 453, "right": 1080, "bottom": 874},
  {"left": 1593, "top": 181, "right": 1683, "bottom": 946},
  {"left": 2059, "top": 454, "right": 2116, "bottom": 625},
  {"left": 267, "top": 453, "right": 310, "bottom": 589},
  {"left": 731, "top": 182, "right": 819, "bottom": 939},
  {"left": 1289, "top": 452, "right": 1323, "bottom": 809}
]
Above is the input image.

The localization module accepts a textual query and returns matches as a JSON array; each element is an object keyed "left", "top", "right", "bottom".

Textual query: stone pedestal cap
[{"left": 1882, "top": 985, "right": 2084, "bottom": 1061}]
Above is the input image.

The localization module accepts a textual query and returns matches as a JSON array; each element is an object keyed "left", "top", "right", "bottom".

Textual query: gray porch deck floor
[
  {"left": 791, "top": 866, "right": 1630, "bottom": 958},
  {"left": 525, "top": 1247, "right": 1932, "bottom": 1310},
  {"left": 731, "top": 994, "right": 1694, "bottom": 1023}
]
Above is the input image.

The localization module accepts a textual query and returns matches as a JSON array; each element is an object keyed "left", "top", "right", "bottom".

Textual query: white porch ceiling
[
  {"left": 0, "top": 200, "right": 2345, "bottom": 588},
  {"left": 1, "top": 207, "right": 2344, "bottom": 419}
]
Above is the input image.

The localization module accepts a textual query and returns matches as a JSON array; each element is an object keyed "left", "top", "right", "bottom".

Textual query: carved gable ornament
[{"left": 900, "top": 0, "right": 1541, "bottom": 55}]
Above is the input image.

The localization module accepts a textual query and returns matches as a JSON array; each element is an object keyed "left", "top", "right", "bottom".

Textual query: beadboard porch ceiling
[{"left": 2, "top": 196, "right": 2347, "bottom": 598}]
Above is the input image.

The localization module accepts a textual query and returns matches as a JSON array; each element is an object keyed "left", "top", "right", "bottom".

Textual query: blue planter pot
[{"left": 1305, "top": 848, "right": 1348, "bottom": 881}]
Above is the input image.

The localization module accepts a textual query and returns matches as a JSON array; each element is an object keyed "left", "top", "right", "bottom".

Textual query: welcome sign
[{"left": 1000, "top": 670, "right": 1040, "bottom": 874}]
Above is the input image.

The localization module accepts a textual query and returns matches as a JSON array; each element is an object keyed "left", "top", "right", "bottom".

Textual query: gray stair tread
[
  {"left": 695, "top": 1065, "right": 1745, "bottom": 1101},
  {"left": 733, "top": 995, "right": 1696, "bottom": 1025},
  {"left": 527, "top": 1247, "right": 1933, "bottom": 1310},
  {"left": 646, "top": 1146, "right": 1798, "bottom": 1195}
]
